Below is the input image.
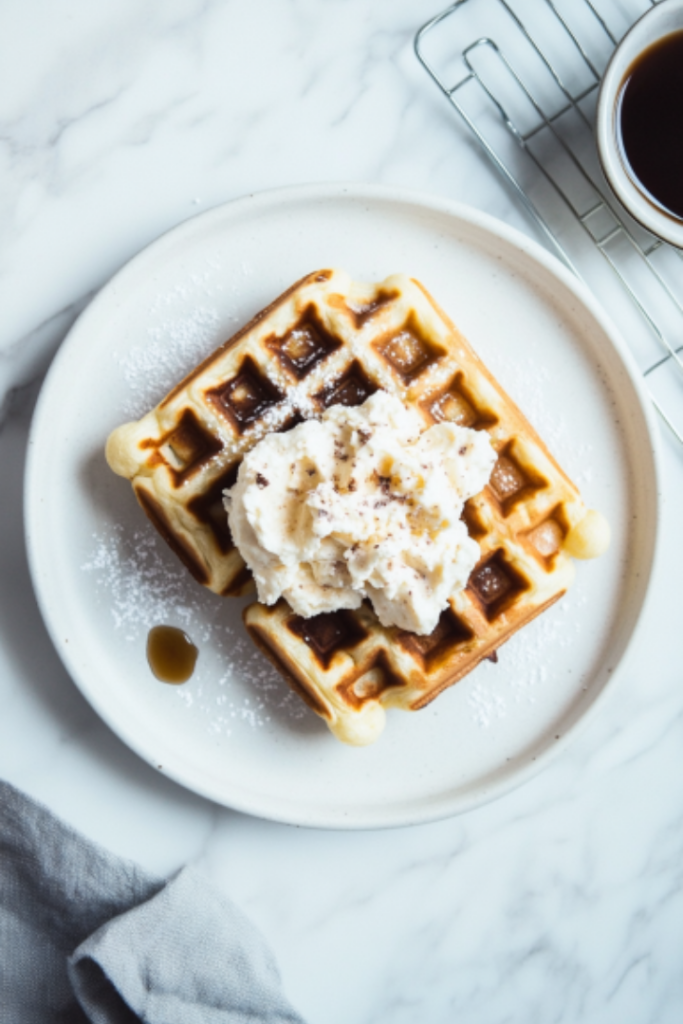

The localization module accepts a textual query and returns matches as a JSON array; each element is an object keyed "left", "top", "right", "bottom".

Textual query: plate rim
[{"left": 24, "top": 181, "right": 663, "bottom": 829}]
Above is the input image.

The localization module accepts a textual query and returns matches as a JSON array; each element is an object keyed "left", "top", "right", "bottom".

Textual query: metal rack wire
[{"left": 415, "top": 0, "right": 683, "bottom": 444}]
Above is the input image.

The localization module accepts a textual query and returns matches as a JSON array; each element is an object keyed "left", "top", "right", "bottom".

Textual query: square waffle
[{"left": 107, "top": 269, "right": 606, "bottom": 744}]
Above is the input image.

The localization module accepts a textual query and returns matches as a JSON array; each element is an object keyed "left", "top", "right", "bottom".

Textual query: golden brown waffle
[{"left": 107, "top": 269, "right": 607, "bottom": 744}]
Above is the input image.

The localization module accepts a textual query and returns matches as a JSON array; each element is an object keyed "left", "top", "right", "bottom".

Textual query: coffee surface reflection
[{"left": 618, "top": 30, "right": 683, "bottom": 220}]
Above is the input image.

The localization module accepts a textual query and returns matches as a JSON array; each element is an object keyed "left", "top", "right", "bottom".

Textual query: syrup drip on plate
[{"left": 147, "top": 625, "right": 198, "bottom": 683}]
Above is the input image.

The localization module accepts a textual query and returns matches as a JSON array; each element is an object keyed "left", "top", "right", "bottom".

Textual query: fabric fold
[
  {"left": 0, "top": 780, "right": 306, "bottom": 1024},
  {"left": 68, "top": 866, "right": 306, "bottom": 1024}
]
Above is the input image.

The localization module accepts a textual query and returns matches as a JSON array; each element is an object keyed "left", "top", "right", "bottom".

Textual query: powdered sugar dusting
[
  {"left": 468, "top": 589, "right": 588, "bottom": 728},
  {"left": 468, "top": 684, "right": 507, "bottom": 728},
  {"left": 114, "top": 307, "right": 221, "bottom": 418},
  {"left": 110, "top": 258, "right": 265, "bottom": 420},
  {"left": 81, "top": 524, "right": 307, "bottom": 734},
  {"left": 486, "top": 354, "right": 595, "bottom": 486}
]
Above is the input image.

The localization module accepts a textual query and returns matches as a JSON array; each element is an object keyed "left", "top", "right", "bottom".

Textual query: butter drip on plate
[{"left": 225, "top": 392, "right": 496, "bottom": 634}]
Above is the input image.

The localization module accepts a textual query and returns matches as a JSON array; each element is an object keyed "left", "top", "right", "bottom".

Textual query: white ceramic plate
[{"left": 25, "top": 184, "right": 660, "bottom": 829}]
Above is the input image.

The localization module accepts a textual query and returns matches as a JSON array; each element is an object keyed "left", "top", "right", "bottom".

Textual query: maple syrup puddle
[{"left": 147, "top": 625, "right": 198, "bottom": 684}]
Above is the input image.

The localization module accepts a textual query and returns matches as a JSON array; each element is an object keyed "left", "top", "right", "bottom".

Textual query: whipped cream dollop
[{"left": 224, "top": 392, "right": 496, "bottom": 635}]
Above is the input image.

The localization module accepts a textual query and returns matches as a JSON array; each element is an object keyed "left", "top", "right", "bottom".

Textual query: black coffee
[{"left": 617, "top": 30, "right": 683, "bottom": 219}]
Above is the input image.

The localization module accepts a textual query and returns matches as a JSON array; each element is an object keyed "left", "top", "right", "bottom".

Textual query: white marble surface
[{"left": 2, "top": 1, "right": 683, "bottom": 1021}]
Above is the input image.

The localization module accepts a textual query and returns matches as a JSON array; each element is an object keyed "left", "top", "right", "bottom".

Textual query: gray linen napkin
[{"left": 0, "top": 780, "right": 306, "bottom": 1024}]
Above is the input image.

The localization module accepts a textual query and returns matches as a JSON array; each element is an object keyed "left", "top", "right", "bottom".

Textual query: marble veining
[{"left": 1, "top": 1, "right": 683, "bottom": 1022}]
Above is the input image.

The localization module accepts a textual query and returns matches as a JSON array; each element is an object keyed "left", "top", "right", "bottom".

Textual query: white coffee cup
[{"left": 596, "top": 0, "right": 683, "bottom": 247}]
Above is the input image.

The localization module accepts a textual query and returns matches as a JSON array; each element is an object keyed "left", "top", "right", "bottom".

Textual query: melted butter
[{"left": 147, "top": 625, "right": 198, "bottom": 684}]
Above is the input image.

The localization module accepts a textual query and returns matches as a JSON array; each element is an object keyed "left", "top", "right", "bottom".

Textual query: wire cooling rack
[{"left": 415, "top": 0, "right": 683, "bottom": 444}]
